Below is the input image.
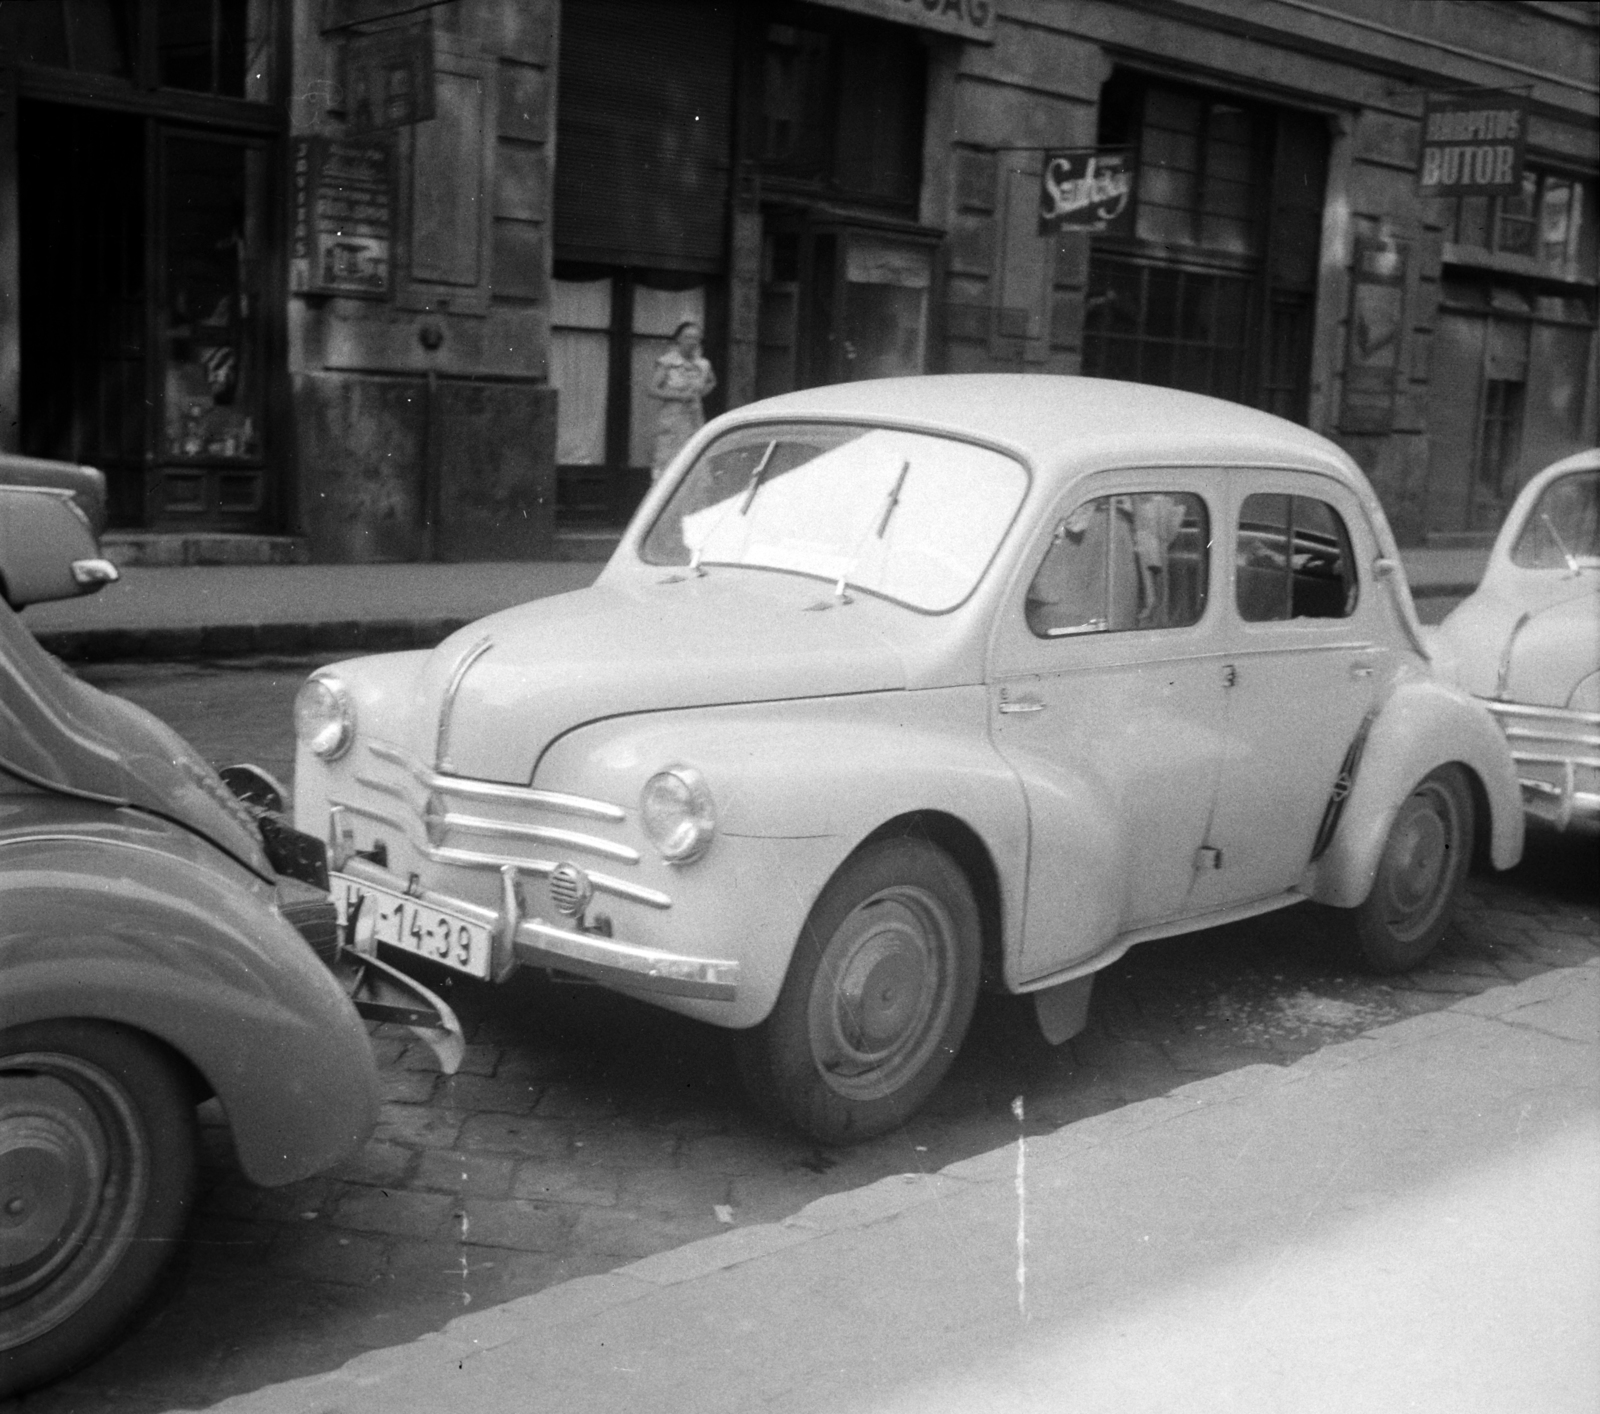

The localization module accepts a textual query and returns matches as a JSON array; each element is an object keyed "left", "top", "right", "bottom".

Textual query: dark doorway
[
  {"left": 18, "top": 100, "right": 274, "bottom": 529},
  {"left": 18, "top": 102, "right": 148, "bottom": 526}
]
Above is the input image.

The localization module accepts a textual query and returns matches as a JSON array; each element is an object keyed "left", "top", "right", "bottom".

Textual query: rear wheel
[
  {"left": 736, "top": 839, "right": 981, "bottom": 1144},
  {"left": 1344, "top": 765, "right": 1474, "bottom": 974},
  {"left": 0, "top": 1022, "right": 196, "bottom": 1397}
]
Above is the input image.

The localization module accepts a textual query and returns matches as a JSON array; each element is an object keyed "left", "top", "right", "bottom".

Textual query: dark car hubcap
[{"left": 0, "top": 1058, "right": 147, "bottom": 1351}]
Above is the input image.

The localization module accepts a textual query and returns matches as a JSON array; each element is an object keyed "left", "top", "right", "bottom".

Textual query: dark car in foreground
[{"left": 1, "top": 499, "right": 465, "bottom": 1394}]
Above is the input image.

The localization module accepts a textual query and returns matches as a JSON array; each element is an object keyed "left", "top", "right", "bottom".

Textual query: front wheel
[
  {"left": 1343, "top": 765, "right": 1474, "bottom": 974},
  {"left": 0, "top": 1021, "right": 197, "bottom": 1398},
  {"left": 736, "top": 838, "right": 981, "bottom": 1144}
]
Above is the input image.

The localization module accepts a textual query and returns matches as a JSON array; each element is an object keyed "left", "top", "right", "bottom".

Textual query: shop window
[
  {"left": 1236, "top": 494, "right": 1357, "bottom": 622},
  {"left": 757, "top": 7, "right": 924, "bottom": 211},
  {"left": 9, "top": 0, "right": 261, "bottom": 97},
  {"left": 1084, "top": 72, "right": 1326, "bottom": 423},
  {"left": 1027, "top": 493, "right": 1210, "bottom": 637},
  {"left": 1440, "top": 171, "right": 1597, "bottom": 284}
]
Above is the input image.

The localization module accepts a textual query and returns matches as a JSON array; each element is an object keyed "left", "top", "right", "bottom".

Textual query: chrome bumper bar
[
  {"left": 1485, "top": 699, "right": 1600, "bottom": 832},
  {"left": 338, "top": 854, "right": 739, "bottom": 1002}
]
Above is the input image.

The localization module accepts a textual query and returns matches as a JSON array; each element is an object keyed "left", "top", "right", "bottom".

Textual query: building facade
[{"left": 0, "top": 0, "right": 1594, "bottom": 559}]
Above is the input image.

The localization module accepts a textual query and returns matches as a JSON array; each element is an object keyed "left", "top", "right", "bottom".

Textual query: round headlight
[
  {"left": 294, "top": 675, "right": 355, "bottom": 761},
  {"left": 640, "top": 766, "right": 716, "bottom": 863}
]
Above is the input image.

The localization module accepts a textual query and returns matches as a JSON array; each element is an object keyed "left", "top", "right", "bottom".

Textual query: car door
[
  {"left": 1188, "top": 471, "right": 1388, "bottom": 911},
  {"left": 988, "top": 472, "right": 1228, "bottom": 982}
]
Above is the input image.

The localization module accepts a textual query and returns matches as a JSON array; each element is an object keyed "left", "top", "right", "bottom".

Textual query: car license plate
[{"left": 335, "top": 874, "right": 492, "bottom": 979}]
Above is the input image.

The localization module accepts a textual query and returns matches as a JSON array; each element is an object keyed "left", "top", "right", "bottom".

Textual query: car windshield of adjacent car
[
  {"left": 639, "top": 422, "right": 1029, "bottom": 612},
  {"left": 1510, "top": 468, "right": 1600, "bottom": 570}
]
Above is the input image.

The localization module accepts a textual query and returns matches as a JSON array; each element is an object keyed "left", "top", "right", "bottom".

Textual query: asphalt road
[{"left": 16, "top": 650, "right": 1595, "bottom": 1414}]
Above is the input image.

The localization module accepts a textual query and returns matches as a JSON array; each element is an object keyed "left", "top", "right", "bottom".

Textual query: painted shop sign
[
  {"left": 291, "top": 136, "right": 395, "bottom": 299},
  {"left": 1038, "top": 148, "right": 1134, "bottom": 234},
  {"left": 1417, "top": 92, "right": 1527, "bottom": 198},
  {"left": 807, "top": 0, "right": 996, "bottom": 43},
  {"left": 343, "top": 19, "right": 435, "bottom": 133}
]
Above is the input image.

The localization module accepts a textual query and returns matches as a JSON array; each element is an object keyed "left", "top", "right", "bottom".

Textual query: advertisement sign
[
  {"left": 1417, "top": 92, "right": 1528, "bottom": 198},
  {"left": 1339, "top": 236, "right": 1410, "bottom": 434},
  {"left": 343, "top": 19, "right": 435, "bottom": 133},
  {"left": 1038, "top": 148, "right": 1134, "bottom": 234},
  {"left": 805, "top": 0, "right": 995, "bottom": 43},
  {"left": 291, "top": 136, "right": 395, "bottom": 298}
]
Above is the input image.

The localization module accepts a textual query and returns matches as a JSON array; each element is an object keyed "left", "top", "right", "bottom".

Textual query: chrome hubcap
[
  {"left": 809, "top": 886, "right": 956, "bottom": 1101},
  {"left": 1377, "top": 783, "right": 1458, "bottom": 943}
]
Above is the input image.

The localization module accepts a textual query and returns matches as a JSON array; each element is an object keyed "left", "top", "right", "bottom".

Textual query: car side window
[
  {"left": 1026, "top": 492, "right": 1210, "bottom": 638},
  {"left": 1235, "top": 492, "right": 1358, "bottom": 622}
]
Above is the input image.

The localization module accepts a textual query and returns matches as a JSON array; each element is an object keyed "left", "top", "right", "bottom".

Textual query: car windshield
[
  {"left": 639, "top": 423, "right": 1028, "bottom": 612},
  {"left": 1511, "top": 469, "right": 1600, "bottom": 569}
]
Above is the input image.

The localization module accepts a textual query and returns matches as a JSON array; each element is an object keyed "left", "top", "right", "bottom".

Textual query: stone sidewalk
[
  {"left": 197, "top": 957, "right": 1600, "bottom": 1414},
  {"left": 20, "top": 546, "right": 1487, "bottom": 661}
]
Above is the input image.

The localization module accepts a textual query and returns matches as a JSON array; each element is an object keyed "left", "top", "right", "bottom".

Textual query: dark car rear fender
[{"left": 0, "top": 816, "right": 380, "bottom": 1186}]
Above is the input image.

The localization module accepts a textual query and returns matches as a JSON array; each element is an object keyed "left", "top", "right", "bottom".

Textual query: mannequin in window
[{"left": 650, "top": 321, "right": 716, "bottom": 482}]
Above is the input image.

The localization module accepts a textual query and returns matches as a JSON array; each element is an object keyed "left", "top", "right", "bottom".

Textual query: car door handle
[
  {"left": 1350, "top": 658, "right": 1376, "bottom": 679},
  {"left": 998, "top": 691, "right": 1045, "bottom": 714}
]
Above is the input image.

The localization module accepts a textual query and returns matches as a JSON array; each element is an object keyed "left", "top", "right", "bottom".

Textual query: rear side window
[
  {"left": 1235, "top": 493, "right": 1358, "bottom": 621},
  {"left": 1026, "top": 492, "right": 1210, "bottom": 637}
]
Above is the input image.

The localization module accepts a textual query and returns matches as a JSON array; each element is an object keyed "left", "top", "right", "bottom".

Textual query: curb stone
[{"left": 188, "top": 962, "right": 1598, "bottom": 1414}]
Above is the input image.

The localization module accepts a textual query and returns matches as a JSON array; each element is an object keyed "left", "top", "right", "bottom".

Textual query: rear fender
[
  {"left": 0, "top": 835, "right": 380, "bottom": 1185},
  {"left": 1305, "top": 676, "right": 1523, "bottom": 908}
]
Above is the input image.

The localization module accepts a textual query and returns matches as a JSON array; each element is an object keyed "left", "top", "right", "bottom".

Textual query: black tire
[
  {"left": 1344, "top": 764, "right": 1474, "bottom": 974},
  {"left": 0, "top": 1021, "right": 197, "bottom": 1398},
  {"left": 736, "top": 838, "right": 981, "bottom": 1144}
]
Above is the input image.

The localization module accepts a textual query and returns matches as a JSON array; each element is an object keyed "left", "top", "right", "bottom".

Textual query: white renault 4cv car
[{"left": 294, "top": 376, "right": 1522, "bottom": 1143}]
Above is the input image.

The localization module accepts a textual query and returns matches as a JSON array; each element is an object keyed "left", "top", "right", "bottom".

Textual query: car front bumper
[
  {"left": 1484, "top": 698, "right": 1600, "bottom": 832},
  {"left": 334, "top": 851, "right": 741, "bottom": 1002}
]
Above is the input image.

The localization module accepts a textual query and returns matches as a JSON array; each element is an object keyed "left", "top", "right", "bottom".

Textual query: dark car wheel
[
  {"left": 1345, "top": 765, "right": 1474, "bottom": 974},
  {"left": 736, "top": 838, "right": 981, "bottom": 1144},
  {"left": 0, "top": 1021, "right": 197, "bottom": 1398}
]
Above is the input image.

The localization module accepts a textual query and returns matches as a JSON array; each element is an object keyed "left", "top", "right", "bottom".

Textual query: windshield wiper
[
  {"left": 825, "top": 459, "right": 913, "bottom": 606},
  {"left": 876, "top": 458, "right": 910, "bottom": 538},
  {"left": 739, "top": 441, "right": 778, "bottom": 516},
  {"left": 1542, "top": 511, "right": 1582, "bottom": 575}
]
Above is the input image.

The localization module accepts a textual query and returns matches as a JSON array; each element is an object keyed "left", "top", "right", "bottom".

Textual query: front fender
[
  {"left": 534, "top": 687, "right": 1030, "bottom": 1021},
  {"left": 1305, "top": 675, "right": 1523, "bottom": 908},
  {"left": 0, "top": 825, "right": 380, "bottom": 1186}
]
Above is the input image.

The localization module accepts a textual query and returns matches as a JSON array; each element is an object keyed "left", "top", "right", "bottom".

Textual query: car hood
[
  {"left": 1433, "top": 581, "right": 1600, "bottom": 708},
  {"left": 398, "top": 573, "right": 911, "bottom": 785},
  {"left": 0, "top": 604, "right": 272, "bottom": 877}
]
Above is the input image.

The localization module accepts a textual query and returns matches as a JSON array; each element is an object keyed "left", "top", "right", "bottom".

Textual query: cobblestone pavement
[{"left": 13, "top": 665, "right": 1598, "bottom": 1413}]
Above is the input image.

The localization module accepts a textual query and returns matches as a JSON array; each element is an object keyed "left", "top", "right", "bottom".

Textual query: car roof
[{"left": 719, "top": 375, "right": 1359, "bottom": 487}]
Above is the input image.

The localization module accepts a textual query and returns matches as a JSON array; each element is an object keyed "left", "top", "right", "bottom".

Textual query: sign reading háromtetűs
[
  {"left": 1038, "top": 149, "right": 1134, "bottom": 234},
  {"left": 1417, "top": 93, "right": 1528, "bottom": 198}
]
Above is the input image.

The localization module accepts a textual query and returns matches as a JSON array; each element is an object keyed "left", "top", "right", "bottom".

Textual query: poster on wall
[
  {"left": 343, "top": 19, "right": 436, "bottom": 133},
  {"left": 1417, "top": 91, "right": 1528, "bottom": 198},
  {"left": 1038, "top": 148, "right": 1135, "bottom": 234},
  {"left": 291, "top": 136, "right": 395, "bottom": 298},
  {"left": 1340, "top": 235, "right": 1410, "bottom": 434}
]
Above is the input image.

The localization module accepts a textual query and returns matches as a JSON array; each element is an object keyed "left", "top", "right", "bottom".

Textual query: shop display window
[{"left": 1441, "top": 171, "right": 1597, "bottom": 285}]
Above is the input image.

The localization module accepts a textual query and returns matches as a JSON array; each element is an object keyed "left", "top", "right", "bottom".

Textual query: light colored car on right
[{"left": 1429, "top": 448, "right": 1600, "bottom": 833}]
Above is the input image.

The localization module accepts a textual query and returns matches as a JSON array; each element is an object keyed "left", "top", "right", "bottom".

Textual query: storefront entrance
[{"left": 17, "top": 101, "right": 275, "bottom": 530}]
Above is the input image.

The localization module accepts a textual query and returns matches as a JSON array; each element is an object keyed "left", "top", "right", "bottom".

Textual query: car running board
[{"left": 335, "top": 945, "right": 466, "bottom": 1075}]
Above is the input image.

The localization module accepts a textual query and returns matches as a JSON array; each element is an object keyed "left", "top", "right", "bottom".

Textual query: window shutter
[{"left": 554, "top": 0, "right": 735, "bottom": 271}]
